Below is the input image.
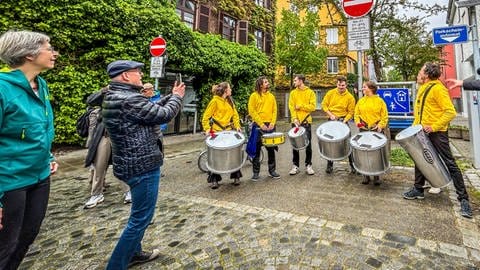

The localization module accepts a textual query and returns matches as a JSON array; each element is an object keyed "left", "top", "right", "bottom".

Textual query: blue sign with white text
[
  {"left": 433, "top": 25, "right": 469, "bottom": 46},
  {"left": 377, "top": 88, "right": 410, "bottom": 114}
]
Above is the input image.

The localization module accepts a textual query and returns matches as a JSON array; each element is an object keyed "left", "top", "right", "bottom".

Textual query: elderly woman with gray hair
[{"left": 0, "top": 30, "right": 59, "bottom": 269}]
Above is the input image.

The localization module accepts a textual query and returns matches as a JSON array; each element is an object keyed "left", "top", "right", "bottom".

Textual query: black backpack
[{"left": 76, "top": 107, "right": 94, "bottom": 138}]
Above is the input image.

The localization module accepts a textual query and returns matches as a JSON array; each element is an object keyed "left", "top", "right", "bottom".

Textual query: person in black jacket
[
  {"left": 83, "top": 86, "right": 131, "bottom": 209},
  {"left": 102, "top": 60, "right": 185, "bottom": 270}
]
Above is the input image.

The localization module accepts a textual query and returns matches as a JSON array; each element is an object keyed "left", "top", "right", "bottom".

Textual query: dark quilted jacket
[{"left": 102, "top": 81, "right": 183, "bottom": 181}]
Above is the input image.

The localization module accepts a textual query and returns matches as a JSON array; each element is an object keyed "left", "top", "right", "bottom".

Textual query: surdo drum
[
  {"left": 316, "top": 121, "right": 351, "bottom": 161},
  {"left": 350, "top": 131, "right": 390, "bottom": 176},
  {"left": 205, "top": 131, "right": 247, "bottom": 174}
]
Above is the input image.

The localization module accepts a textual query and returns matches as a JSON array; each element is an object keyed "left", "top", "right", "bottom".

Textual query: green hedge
[{"left": 1, "top": 0, "right": 269, "bottom": 144}]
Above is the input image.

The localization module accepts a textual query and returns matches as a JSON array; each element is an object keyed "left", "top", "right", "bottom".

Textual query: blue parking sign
[{"left": 377, "top": 88, "right": 410, "bottom": 113}]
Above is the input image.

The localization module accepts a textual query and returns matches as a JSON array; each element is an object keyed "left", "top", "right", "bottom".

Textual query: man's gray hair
[
  {"left": 0, "top": 30, "right": 50, "bottom": 67},
  {"left": 423, "top": 62, "right": 442, "bottom": 80}
]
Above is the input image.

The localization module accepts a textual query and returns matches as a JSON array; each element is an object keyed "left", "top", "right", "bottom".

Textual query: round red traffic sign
[
  {"left": 342, "top": 0, "right": 374, "bottom": 18},
  {"left": 150, "top": 37, "right": 166, "bottom": 57}
]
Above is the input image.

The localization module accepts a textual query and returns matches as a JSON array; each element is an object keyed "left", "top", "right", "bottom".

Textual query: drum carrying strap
[
  {"left": 418, "top": 83, "right": 436, "bottom": 124},
  {"left": 300, "top": 114, "right": 311, "bottom": 125},
  {"left": 209, "top": 117, "right": 233, "bottom": 131}
]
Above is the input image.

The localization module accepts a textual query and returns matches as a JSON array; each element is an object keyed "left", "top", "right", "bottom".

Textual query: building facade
[{"left": 274, "top": 0, "right": 357, "bottom": 118}]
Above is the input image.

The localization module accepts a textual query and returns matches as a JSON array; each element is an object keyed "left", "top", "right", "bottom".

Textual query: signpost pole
[
  {"left": 467, "top": 6, "right": 480, "bottom": 168},
  {"left": 357, "top": 50, "right": 363, "bottom": 98}
]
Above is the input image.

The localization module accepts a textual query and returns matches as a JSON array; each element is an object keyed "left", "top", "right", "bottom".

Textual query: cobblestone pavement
[{"left": 20, "top": 119, "right": 480, "bottom": 270}]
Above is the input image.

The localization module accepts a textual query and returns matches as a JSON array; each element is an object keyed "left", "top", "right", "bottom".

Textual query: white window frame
[
  {"left": 327, "top": 57, "right": 339, "bottom": 74},
  {"left": 326, "top": 28, "right": 338, "bottom": 45}
]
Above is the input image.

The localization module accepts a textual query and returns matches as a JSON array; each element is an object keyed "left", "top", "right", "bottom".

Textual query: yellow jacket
[
  {"left": 413, "top": 80, "right": 456, "bottom": 132},
  {"left": 322, "top": 88, "right": 356, "bottom": 121},
  {"left": 248, "top": 91, "right": 277, "bottom": 126},
  {"left": 202, "top": 95, "right": 240, "bottom": 132},
  {"left": 288, "top": 86, "right": 316, "bottom": 124},
  {"left": 354, "top": 95, "right": 388, "bottom": 129}
]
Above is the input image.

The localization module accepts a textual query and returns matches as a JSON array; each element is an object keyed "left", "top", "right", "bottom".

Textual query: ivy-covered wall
[{"left": 0, "top": 0, "right": 272, "bottom": 144}]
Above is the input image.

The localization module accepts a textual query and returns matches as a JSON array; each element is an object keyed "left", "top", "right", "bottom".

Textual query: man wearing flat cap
[{"left": 102, "top": 60, "right": 185, "bottom": 269}]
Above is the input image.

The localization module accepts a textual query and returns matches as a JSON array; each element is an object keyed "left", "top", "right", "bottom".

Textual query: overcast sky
[{"left": 403, "top": 0, "right": 450, "bottom": 32}]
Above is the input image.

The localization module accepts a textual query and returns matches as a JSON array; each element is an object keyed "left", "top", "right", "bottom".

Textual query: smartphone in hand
[{"left": 176, "top": 73, "right": 182, "bottom": 84}]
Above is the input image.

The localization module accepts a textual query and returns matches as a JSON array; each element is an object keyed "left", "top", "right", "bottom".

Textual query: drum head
[
  {"left": 206, "top": 131, "right": 245, "bottom": 149},
  {"left": 316, "top": 121, "right": 350, "bottom": 142},
  {"left": 263, "top": 132, "right": 284, "bottom": 138},
  {"left": 350, "top": 131, "right": 387, "bottom": 150},
  {"left": 395, "top": 125, "right": 422, "bottom": 141},
  {"left": 288, "top": 126, "right": 305, "bottom": 137}
]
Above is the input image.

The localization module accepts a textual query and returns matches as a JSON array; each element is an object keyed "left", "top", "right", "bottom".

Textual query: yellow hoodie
[
  {"left": 248, "top": 91, "right": 277, "bottom": 126},
  {"left": 202, "top": 95, "right": 240, "bottom": 132},
  {"left": 322, "top": 88, "right": 356, "bottom": 121},
  {"left": 413, "top": 80, "right": 455, "bottom": 132},
  {"left": 288, "top": 86, "right": 316, "bottom": 124},
  {"left": 354, "top": 95, "right": 388, "bottom": 129}
]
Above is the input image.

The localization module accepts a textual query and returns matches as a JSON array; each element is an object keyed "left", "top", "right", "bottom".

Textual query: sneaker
[
  {"left": 84, "top": 194, "right": 104, "bottom": 209},
  {"left": 325, "top": 165, "right": 333, "bottom": 174},
  {"left": 128, "top": 249, "right": 161, "bottom": 267},
  {"left": 251, "top": 173, "right": 260, "bottom": 181},
  {"left": 428, "top": 187, "right": 442, "bottom": 194},
  {"left": 460, "top": 199, "right": 473, "bottom": 219},
  {"left": 289, "top": 165, "right": 299, "bottom": 175},
  {"left": 124, "top": 191, "right": 132, "bottom": 204},
  {"left": 403, "top": 187, "right": 424, "bottom": 200},
  {"left": 211, "top": 181, "right": 219, "bottom": 189},
  {"left": 269, "top": 171, "right": 281, "bottom": 179},
  {"left": 306, "top": 165, "right": 315, "bottom": 175},
  {"left": 233, "top": 178, "right": 240, "bottom": 186}
]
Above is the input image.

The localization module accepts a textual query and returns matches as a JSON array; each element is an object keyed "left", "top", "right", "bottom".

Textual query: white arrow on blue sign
[{"left": 432, "top": 25, "right": 469, "bottom": 46}]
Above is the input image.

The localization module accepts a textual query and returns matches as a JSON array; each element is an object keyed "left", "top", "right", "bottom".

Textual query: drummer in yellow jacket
[
  {"left": 288, "top": 74, "right": 317, "bottom": 175},
  {"left": 402, "top": 62, "right": 472, "bottom": 219},
  {"left": 354, "top": 80, "right": 389, "bottom": 185},
  {"left": 201, "top": 82, "right": 242, "bottom": 189},
  {"left": 321, "top": 75, "right": 356, "bottom": 174},
  {"left": 248, "top": 76, "right": 280, "bottom": 180}
]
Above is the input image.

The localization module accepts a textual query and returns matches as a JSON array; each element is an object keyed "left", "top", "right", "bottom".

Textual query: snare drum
[
  {"left": 261, "top": 132, "right": 285, "bottom": 147},
  {"left": 288, "top": 126, "right": 309, "bottom": 150},
  {"left": 395, "top": 125, "right": 451, "bottom": 188}
]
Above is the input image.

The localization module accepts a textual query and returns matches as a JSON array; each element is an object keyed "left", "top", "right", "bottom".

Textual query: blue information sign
[
  {"left": 432, "top": 25, "right": 469, "bottom": 46},
  {"left": 377, "top": 88, "right": 410, "bottom": 114}
]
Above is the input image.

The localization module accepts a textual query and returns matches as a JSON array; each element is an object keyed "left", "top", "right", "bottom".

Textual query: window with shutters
[
  {"left": 238, "top": 21, "right": 248, "bottom": 45},
  {"left": 326, "top": 28, "right": 339, "bottom": 45},
  {"left": 221, "top": 15, "right": 237, "bottom": 42},
  {"left": 255, "top": 29, "right": 264, "bottom": 51},
  {"left": 198, "top": 4, "right": 210, "bottom": 33},
  {"left": 176, "top": 0, "right": 196, "bottom": 30},
  {"left": 265, "top": 32, "right": 272, "bottom": 55},
  {"left": 327, "top": 57, "right": 339, "bottom": 74}
]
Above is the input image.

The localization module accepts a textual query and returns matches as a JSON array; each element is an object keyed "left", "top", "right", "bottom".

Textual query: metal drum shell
[
  {"left": 395, "top": 125, "right": 451, "bottom": 188},
  {"left": 316, "top": 121, "right": 351, "bottom": 161},
  {"left": 261, "top": 132, "right": 285, "bottom": 147},
  {"left": 205, "top": 131, "right": 246, "bottom": 174},
  {"left": 350, "top": 131, "right": 390, "bottom": 176},
  {"left": 287, "top": 126, "right": 309, "bottom": 150}
]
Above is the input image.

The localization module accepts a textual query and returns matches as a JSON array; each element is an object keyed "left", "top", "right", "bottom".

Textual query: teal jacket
[{"left": 0, "top": 69, "right": 55, "bottom": 207}]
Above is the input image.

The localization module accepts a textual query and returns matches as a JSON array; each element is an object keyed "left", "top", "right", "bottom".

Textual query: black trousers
[
  {"left": 0, "top": 178, "right": 50, "bottom": 270},
  {"left": 207, "top": 171, "right": 242, "bottom": 183},
  {"left": 414, "top": 131, "right": 469, "bottom": 202},
  {"left": 292, "top": 123, "right": 312, "bottom": 166}
]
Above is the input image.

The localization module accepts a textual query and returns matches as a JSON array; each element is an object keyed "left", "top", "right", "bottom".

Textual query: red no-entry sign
[
  {"left": 150, "top": 37, "right": 166, "bottom": 57},
  {"left": 342, "top": 0, "right": 374, "bottom": 18}
]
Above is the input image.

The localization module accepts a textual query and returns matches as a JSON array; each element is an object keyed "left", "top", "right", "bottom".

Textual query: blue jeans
[{"left": 106, "top": 168, "right": 160, "bottom": 270}]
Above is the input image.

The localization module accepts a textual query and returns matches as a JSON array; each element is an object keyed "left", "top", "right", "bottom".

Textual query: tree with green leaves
[
  {"left": 276, "top": 7, "right": 328, "bottom": 88},
  {"left": 368, "top": 0, "right": 445, "bottom": 81},
  {"left": 375, "top": 17, "right": 441, "bottom": 81}
]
